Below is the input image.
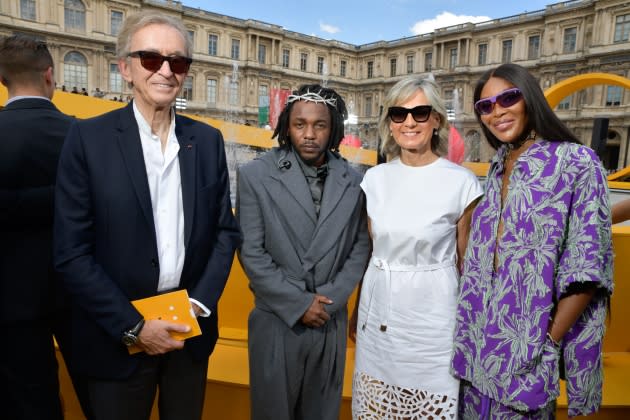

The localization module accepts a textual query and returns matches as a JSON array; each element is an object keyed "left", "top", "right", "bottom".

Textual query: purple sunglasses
[{"left": 474, "top": 88, "right": 523, "bottom": 115}]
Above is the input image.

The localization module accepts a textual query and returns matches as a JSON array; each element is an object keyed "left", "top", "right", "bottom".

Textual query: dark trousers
[
  {"left": 86, "top": 348, "right": 208, "bottom": 420},
  {"left": 0, "top": 321, "right": 63, "bottom": 420},
  {"left": 248, "top": 308, "right": 345, "bottom": 420}
]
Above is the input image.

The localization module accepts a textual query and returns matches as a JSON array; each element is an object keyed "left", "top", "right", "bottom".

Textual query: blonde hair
[
  {"left": 116, "top": 11, "right": 191, "bottom": 59},
  {"left": 378, "top": 76, "right": 449, "bottom": 161}
]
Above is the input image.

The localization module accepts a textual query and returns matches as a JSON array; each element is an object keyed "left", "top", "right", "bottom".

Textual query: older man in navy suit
[{"left": 54, "top": 11, "right": 241, "bottom": 420}]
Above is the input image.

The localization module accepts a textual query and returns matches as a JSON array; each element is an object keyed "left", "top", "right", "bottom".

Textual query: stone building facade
[{"left": 1, "top": 0, "right": 629, "bottom": 167}]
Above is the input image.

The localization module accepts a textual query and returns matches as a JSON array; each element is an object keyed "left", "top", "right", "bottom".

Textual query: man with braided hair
[{"left": 237, "top": 84, "right": 370, "bottom": 420}]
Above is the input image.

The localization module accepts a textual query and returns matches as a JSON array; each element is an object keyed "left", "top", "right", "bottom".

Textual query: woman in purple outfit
[{"left": 451, "top": 63, "right": 614, "bottom": 419}]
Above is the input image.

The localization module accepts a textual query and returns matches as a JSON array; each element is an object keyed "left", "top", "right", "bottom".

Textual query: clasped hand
[
  {"left": 136, "top": 319, "right": 191, "bottom": 355},
  {"left": 301, "top": 294, "right": 333, "bottom": 328}
]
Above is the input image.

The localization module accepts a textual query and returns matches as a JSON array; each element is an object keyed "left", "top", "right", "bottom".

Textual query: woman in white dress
[{"left": 350, "top": 76, "right": 483, "bottom": 419}]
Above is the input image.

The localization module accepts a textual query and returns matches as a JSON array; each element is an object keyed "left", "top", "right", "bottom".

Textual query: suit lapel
[
  {"left": 315, "top": 155, "right": 351, "bottom": 228},
  {"left": 269, "top": 151, "right": 318, "bottom": 225},
  {"left": 116, "top": 104, "right": 155, "bottom": 233},
  {"left": 176, "top": 115, "right": 196, "bottom": 247}
]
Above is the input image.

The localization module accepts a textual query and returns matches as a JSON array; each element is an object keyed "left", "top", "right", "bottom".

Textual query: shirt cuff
[{"left": 189, "top": 298, "right": 211, "bottom": 318}]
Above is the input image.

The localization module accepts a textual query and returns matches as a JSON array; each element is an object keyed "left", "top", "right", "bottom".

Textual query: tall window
[
  {"left": 444, "top": 89, "right": 454, "bottom": 114},
  {"left": 390, "top": 58, "right": 397, "bottom": 76},
  {"left": 182, "top": 76, "right": 193, "bottom": 101},
  {"left": 231, "top": 39, "right": 240, "bottom": 60},
  {"left": 449, "top": 48, "right": 457, "bottom": 69},
  {"left": 282, "top": 49, "right": 290, "bottom": 68},
  {"left": 502, "top": 40, "right": 513, "bottom": 63},
  {"left": 65, "top": 0, "right": 85, "bottom": 31},
  {"left": 367, "top": 61, "right": 373, "bottom": 79},
  {"left": 109, "top": 63, "right": 122, "bottom": 93},
  {"left": 528, "top": 35, "right": 540, "bottom": 59},
  {"left": 478, "top": 44, "right": 487, "bottom": 65},
  {"left": 563, "top": 27, "right": 577, "bottom": 53},
  {"left": 187, "top": 30, "right": 195, "bottom": 46},
  {"left": 258, "top": 44, "right": 266, "bottom": 64},
  {"left": 406, "top": 55, "right": 414, "bottom": 74},
  {"left": 206, "top": 79, "right": 217, "bottom": 104},
  {"left": 64, "top": 51, "right": 88, "bottom": 90},
  {"left": 614, "top": 14, "right": 630, "bottom": 42},
  {"left": 340, "top": 60, "right": 347, "bottom": 77},
  {"left": 20, "top": 0, "right": 36, "bottom": 20},
  {"left": 208, "top": 34, "right": 218, "bottom": 56},
  {"left": 229, "top": 81, "right": 239, "bottom": 106},
  {"left": 317, "top": 56, "right": 324, "bottom": 74},
  {"left": 557, "top": 95, "right": 571, "bottom": 110},
  {"left": 424, "top": 52, "right": 432, "bottom": 72},
  {"left": 606, "top": 86, "right": 622, "bottom": 106},
  {"left": 365, "top": 96, "right": 372, "bottom": 117},
  {"left": 110, "top": 10, "right": 123, "bottom": 35},
  {"left": 258, "top": 85, "right": 269, "bottom": 107},
  {"left": 300, "top": 53, "right": 308, "bottom": 71}
]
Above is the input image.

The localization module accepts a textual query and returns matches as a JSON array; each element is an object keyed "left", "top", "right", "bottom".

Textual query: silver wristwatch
[{"left": 122, "top": 319, "right": 145, "bottom": 346}]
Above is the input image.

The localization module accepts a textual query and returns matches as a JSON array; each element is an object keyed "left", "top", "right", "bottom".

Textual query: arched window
[
  {"left": 64, "top": 51, "right": 88, "bottom": 91},
  {"left": 65, "top": 0, "right": 85, "bottom": 31}
]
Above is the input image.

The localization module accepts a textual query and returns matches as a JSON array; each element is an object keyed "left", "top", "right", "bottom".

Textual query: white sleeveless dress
[{"left": 352, "top": 157, "right": 482, "bottom": 419}]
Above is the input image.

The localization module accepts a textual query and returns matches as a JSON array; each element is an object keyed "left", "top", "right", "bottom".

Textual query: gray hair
[
  {"left": 116, "top": 11, "right": 192, "bottom": 59},
  {"left": 378, "top": 76, "right": 449, "bottom": 161}
]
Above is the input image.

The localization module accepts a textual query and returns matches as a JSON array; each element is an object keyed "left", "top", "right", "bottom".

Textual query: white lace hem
[{"left": 352, "top": 371, "right": 457, "bottom": 419}]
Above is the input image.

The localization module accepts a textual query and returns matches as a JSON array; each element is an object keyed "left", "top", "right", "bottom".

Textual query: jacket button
[{"left": 151, "top": 259, "right": 159, "bottom": 268}]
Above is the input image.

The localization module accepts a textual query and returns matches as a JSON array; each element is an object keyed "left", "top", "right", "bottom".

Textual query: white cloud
[
  {"left": 410, "top": 11, "right": 490, "bottom": 35},
  {"left": 319, "top": 22, "right": 340, "bottom": 34}
]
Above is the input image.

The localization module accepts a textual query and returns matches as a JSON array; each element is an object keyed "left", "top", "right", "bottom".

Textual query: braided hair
[{"left": 272, "top": 84, "right": 348, "bottom": 152}]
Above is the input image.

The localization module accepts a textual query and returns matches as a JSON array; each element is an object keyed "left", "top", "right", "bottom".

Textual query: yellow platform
[{"left": 56, "top": 226, "right": 630, "bottom": 419}]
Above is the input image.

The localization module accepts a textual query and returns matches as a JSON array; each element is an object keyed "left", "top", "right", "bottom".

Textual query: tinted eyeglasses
[
  {"left": 387, "top": 105, "right": 433, "bottom": 123},
  {"left": 474, "top": 88, "right": 523, "bottom": 115},
  {"left": 127, "top": 51, "right": 192, "bottom": 74}
]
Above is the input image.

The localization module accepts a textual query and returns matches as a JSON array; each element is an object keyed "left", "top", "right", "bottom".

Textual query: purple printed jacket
[{"left": 452, "top": 139, "right": 614, "bottom": 416}]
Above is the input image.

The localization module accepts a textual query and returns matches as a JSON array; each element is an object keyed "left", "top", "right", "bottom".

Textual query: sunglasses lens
[
  {"left": 138, "top": 52, "right": 163, "bottom": 72},
  {"left": 498, "top": 89, "right": 522, "bottom": 108},
  {"left": 388, "top": 108, "right": 408, "bottom": 123},
  {"left": 170, "top": 57, "right": 191, "bottom": 74},
  {"left": 411, "top": 106, "right": 431, "bottom": 122},
  {"left": 475, "top": 100, "right": 493, "bottom": 115}
]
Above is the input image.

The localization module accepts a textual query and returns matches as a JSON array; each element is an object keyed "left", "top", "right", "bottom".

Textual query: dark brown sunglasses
[{"left": 127, "top": 50, "right": 192, "bottom": 74}]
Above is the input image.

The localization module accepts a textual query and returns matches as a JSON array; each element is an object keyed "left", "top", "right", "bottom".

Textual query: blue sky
[{"left": 181, "top": 0, "right": 554, "bottom": 45}]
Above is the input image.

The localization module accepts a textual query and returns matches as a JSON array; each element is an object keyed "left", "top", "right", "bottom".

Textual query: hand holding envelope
[{"left": 127, "top": 290, "right": 202, "bottom": 354}]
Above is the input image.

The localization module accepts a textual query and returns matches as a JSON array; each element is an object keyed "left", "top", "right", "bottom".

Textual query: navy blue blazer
[
  {"left": 0, "top": 98, "right": 74, "bottom": 323},
  {"left": 54, "top": 103, "right": 241, "bottom": 379}
]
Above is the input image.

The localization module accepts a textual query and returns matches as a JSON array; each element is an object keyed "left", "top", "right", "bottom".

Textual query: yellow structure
[
  {"left": 545, "top": 73, "right": 630, "bottom": 109},
  {"left": 0, "top": 86, "right": 377, "bottom": 166}
]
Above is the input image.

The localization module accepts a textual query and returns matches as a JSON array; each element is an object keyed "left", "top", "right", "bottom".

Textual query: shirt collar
[
  {"left": 6, "top": 95, "right": 51, "bottom": 106},
  {"left": 132, "top": 101, "right": 176, "bottom": 144},
  {"left": 293, "top": 148, "right": 329, "bottom": 179}
]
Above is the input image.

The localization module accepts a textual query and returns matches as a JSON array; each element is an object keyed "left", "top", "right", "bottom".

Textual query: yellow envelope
[{"left": 127, "top": 289, "right": 202, "bottom": 354}]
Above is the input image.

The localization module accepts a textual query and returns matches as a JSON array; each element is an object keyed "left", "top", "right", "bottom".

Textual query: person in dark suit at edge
[
  {"left": 0, "top": 34, "right": 88, "bottom": 419},
  {"left": 53, "top": 10, "right": 241, "bottom": 420}
]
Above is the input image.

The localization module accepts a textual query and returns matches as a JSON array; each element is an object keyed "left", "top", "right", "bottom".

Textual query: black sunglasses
[
  {"left": 387, "top": 105, "right": 433, "bottom": 123},
  {"left": 127, "top": 51, "right": 192, "bottom": 74},
  {"left": 474, "top": 88, "right": 523, "bottom": 115}
]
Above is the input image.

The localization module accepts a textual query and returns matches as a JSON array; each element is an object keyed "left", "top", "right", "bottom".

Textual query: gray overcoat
[{"left": 236, "top": 147, "right": 370, "bottom": 420}]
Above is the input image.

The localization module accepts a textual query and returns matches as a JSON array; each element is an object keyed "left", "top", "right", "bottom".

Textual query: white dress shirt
[{"left": 133, "top": 103, "right": 209, "bottom": 316}]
